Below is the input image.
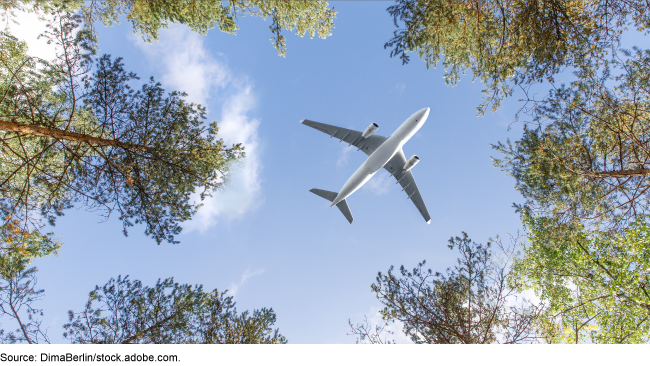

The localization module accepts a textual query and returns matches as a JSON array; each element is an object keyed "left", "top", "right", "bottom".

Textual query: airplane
[{"left": 300, "top": 107, "right": 431, "bottom": 224}]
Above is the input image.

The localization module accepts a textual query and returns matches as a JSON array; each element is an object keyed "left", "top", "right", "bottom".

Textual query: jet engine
[
  {"left": 361, "top": 123, "right": 379, "bottom": 138},
  {"left": 403, "top": 155, "right": 420, "bottom": 172}
]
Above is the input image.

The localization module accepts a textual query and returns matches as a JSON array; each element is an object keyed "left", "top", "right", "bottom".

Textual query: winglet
[
  {"left": 426, "top": 219, "right": 431, "bottom": 225},
  {"left": 299, "top": 119, "right": 306, "bottom": 124}
]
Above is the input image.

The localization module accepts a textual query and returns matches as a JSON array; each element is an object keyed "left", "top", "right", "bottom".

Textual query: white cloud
[
  {"left": 229, "top": 268, "right": 264, "bottom": 297},
  {"left": 363, "top": 171, "right": 392, "bottom": 196},
  {"left": 133, "top": 25, "right": 262, "bottom": 232},
  {"left": 1, "top": 11, "right": 57, "bottom": 61},
  {"left": 134, "top": 27, "right": 230, "bottom": 106},
  {"left": 337, "top": 144, "right": 355, "bottom": 167}
]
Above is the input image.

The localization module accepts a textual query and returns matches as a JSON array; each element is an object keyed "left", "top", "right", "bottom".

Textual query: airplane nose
[{"left": 419, "top": 107, "right": 430, "bottom": 121}]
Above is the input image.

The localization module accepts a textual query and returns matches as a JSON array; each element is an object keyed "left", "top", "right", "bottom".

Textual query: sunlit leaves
[
  {"left": 79, "top": 0, "right": 336, "bottom": 57},
  {"left": 385, "top": 0, "right": 649, "bottom": 114},
  {"left": 512, "top": 216, "right": 650, "bottom": 343}
]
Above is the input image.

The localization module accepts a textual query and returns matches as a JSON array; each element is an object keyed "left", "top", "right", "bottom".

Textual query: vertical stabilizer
[{"left": 309, "top": 189, "right": 354, "bottom": 224}]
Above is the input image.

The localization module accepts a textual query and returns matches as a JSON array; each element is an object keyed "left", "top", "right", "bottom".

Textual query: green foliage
[
  {"left": 0, "top": 0, "right": 82, "bottom": 19},
  {"left": 0, "top": 15, "right": 91, "bottom": 235},
  {"left": 482, "top": 3, "right": 650, "bottom": 345},
  {"left": 0, "top": 220, "right": 60, "bottom": 278},
  {"left": 492, "top": 48, "right": 650, "bottom": 231},
  {"left": 88, "top": 0, "right": 336, "bottom": 56},
  {"left": 384, "top": 0, "right": 649, "bottom": 114},
  {"left": 63, "top": 276, "right": 286, "bottom": 344},
  {"left": 368, "top": 233, "right": 541, "bottom": 343},
  {"left": 3, "top": 0, "right": 336, "bottom": 56},
  {"left": 512, "top": 216, "right": 650, "bottom": 343},
  {"left": 1, "top": 12, "right": 243, "bottom": 244}
]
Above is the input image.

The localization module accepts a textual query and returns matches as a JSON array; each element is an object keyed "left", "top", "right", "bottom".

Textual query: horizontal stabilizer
[
  {"left": 336, "top": 199, "right": 353, "bottom": 224},
  {"left": 309, "top": 188, "right": 337, "bottom": 202},
  {"left": 309, "top": 189, "right": 354, "bottom": 224}
]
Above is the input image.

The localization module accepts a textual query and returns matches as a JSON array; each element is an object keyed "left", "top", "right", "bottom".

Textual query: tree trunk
[{"left": 0, "top": 120, "right": 146, "bottom": 151}]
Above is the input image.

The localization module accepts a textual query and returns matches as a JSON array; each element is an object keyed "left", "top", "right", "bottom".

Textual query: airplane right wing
[
  {"left": 300, "top": 119, "right": 388, "bottom": 156},
  {"left": 382, "top": 148, "right": 431, "bottom": 224}
]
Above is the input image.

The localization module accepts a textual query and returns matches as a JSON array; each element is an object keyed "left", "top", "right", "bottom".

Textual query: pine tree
[
  {"left": 353, "top": 233, "right": 542, "bottom": 343},
  {"left": 492, "top": 48, "right": 650, "bottom": 231},
  {"left": 1, "top": 12, "right": 242, "bottom": 244},
  {"left": 64, "top": 276, "right": 286, "bottom": 344}
]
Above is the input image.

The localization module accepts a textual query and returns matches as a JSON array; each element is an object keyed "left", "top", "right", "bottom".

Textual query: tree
[
  {"left": 0, "top": 267, "right": 49, "bottom": 344},
  {"left": 356, "top": 233, "right": 543, "bottom": 344},
  {"left": 1, "top": 12, "right": 243, "bottom": 244},
  {"left": 486, "top": 24, "right": 650, "bottom": 343},
  {"left": 511, "top": 215, "right": 650, "bottom": 343},
  {"left": 384, "top": 0, "right": 649, "bottom": 114},
  {"left": 3, "top": 0, "right": 336, "bottom": 57},
  {"left": 63, "top": 276, "right": 286, "bottom": 344},
  {"left": 493, "top": 48, "right": 650, "bottom": 232}
]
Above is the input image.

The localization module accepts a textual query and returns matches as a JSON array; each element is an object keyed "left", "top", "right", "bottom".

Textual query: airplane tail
[{"left": 309, "top": 189, "right": 353, "bottom": 224}]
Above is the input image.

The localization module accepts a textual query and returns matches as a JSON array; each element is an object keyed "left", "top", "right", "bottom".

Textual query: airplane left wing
[
  {"left": 383, "top": 149, "right": 431, "bottom": 224},
  {"left": 300, "top": 119, "right": 388, "bottom": 156}
]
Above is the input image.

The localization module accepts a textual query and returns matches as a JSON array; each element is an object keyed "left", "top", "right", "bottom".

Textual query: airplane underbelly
[
  {"left": 335, "top": 136, "right": 402, "bottom": 203},
  {"left": 366, "top": 137, "right": 402, "bottom": 173},
  {"left": 339, "top": 165, "right": 373, "bottom": 197}
]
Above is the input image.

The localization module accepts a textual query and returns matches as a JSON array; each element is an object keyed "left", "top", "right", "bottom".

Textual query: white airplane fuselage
[{"left": 331, "top": 107, "right": 430, "bottom": 207}]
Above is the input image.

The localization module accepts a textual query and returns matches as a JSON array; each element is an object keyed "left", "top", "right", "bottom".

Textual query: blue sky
[{"left": 8, "top": 2, "right": 537, "bottom": 343}]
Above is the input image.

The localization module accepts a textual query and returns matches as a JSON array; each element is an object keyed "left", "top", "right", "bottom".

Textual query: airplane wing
[
  {"left": 300, "top": 119, "right": 388, "bottom": 156},
  {"left": 382, "top": 149, "right": 431, "bottom": 224}
]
